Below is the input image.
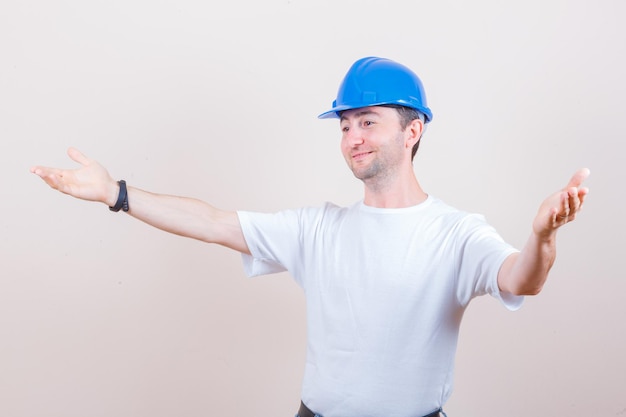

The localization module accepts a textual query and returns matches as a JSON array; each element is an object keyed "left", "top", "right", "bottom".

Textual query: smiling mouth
[{"left": 352, "top": 151, "right": 373, "bottom": 160}]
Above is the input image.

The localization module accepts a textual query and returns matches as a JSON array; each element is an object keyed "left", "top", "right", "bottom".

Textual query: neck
[{"left": 362, "top": 170, "right": 427, "bottom": 208}]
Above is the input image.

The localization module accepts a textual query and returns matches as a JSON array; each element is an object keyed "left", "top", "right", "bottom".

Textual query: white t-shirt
[{"left": 238, "top": 196, "right": 522, "bottom": 417}]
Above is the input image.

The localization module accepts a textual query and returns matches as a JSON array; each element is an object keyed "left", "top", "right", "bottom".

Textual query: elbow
[
  {"left": 520, "top": 287, "right": 543, "bottom": 297},
  {"left": 511, "top": 281, "right": 545, "bottom": 297}
]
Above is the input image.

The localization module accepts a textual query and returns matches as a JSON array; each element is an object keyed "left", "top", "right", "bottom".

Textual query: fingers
[
  {"left": 578, "top": 186, "right": 590, "bottom": 208},
  {"left": 30, "top": 165, "right": 60, "bottom": 180},
  {"left": 31, "top": 149, "right": 83, "bottom": 193},
  {"left": 31, "top": 148, "right": 87, "bottom": 176},
  {"left": 67, "top": 147, "right": 91, "bottom": 166},
  {"left": 545, "top": 168, "right": 590, "bottom": 228},
  {"left": 31, "top": 148, "right": 87, "bottom": 182},
  {"left": 566, "top": 167, "right": 590, "bottom": 189},
  {"left": 552, "top": 187, "right": 588, "bottom": 226},
  {"left": 30, "top": 167, "right": 67, "bottom": 193},
  {"left": 561, "top": 168, "right": 590, "bottom": 218},
  {"left": 549, "top": 192, "right": 569, "bottom": 225},
  {"left": 531, "top": 168, "right": 590, "bottom": 237}
]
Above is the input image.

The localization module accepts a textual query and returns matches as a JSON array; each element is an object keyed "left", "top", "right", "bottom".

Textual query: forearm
[
  {"left": 498, "top": 232, "right": 557, "bottom": 296},
  {"left": 498, "top": 168, "right": 590, "bottom": 296},
  {"left": 30, "top": 148, "right": 250, "bottom": 254},
  {"left": 121, "top": 186, "right": 249, "bottom": 254}
]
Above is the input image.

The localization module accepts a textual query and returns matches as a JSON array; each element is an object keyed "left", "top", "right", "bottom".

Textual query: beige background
[{"left": 1, "top": 0, "right": 624, "bottom": 416}]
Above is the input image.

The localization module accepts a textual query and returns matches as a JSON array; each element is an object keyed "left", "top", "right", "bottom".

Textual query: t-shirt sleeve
[
  {"left": 454, "top": 214, "right": 524, "bottom": 311},
  {"left": 237, "top": 209, "right": 302, "bottom": 278}
]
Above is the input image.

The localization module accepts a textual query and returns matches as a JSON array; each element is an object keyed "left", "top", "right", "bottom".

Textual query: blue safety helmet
[{"left": 318, "top": 56, "right": 433, "bottom": 122}]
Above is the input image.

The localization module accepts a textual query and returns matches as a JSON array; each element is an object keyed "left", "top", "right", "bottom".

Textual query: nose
[{"left": 343, "top": 125, "right": 365, "bottom": 147}]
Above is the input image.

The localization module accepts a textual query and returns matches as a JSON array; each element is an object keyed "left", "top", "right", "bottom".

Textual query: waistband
[{"left": 297, "top": 401, "right": 444, "bottom": 417}]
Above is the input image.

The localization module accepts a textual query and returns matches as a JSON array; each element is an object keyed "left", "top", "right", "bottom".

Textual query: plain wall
[{"left": 1, "top": 0, "right": 624, "bottom": 416}]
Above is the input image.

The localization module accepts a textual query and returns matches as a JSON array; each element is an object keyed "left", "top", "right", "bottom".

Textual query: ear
[{"left": 405, "top": 118, "right": 424, "bottom": 149}]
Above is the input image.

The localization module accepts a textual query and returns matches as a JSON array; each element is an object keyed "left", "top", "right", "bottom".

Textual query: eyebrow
[{"left": 340, "top": 109, "right": 381, "bottom": 123}]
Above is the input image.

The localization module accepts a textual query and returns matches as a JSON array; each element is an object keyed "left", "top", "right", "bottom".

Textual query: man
[{"left": 31, "top": 57, "right": 589, "bottom": 417}]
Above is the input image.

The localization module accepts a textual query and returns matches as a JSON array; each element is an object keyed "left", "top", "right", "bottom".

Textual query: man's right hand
[{"left": 31, "top": 147, "right": 119, "bottom": 207}]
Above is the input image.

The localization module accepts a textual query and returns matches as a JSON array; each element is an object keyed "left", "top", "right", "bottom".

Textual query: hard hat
[{"left": 318, "top": 56, "right": 433, "bottom": 122}]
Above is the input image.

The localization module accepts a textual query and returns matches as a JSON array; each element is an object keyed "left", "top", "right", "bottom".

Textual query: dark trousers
[{"left": 297, "top": 401, "right": 445, "bottom": 417}]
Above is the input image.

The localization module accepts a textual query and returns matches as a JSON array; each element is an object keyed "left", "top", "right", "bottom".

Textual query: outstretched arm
[
  {"left": 497, "top": 168, "right": 590, "bottom": 296},
  {"left": 31, "top": 148, "right": 250, "bottom": 254}
]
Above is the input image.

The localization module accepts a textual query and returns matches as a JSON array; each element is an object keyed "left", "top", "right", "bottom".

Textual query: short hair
[{"left": 380, "top": 105, "right": 426, "bottom": 161}]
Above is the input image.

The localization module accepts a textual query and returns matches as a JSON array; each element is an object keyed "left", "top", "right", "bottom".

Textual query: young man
[{"left": 31, "top": 57, "right": 589, "bottom": 417}]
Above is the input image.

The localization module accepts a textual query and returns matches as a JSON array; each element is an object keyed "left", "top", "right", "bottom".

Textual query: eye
[
  {"left": 363, "top": 120, "right": 374, "bottom": 127},
  {"left": 341, "top": 125, "right": 349, "bottom": 133}
]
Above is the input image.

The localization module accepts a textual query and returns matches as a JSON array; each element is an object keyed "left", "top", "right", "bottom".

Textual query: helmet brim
[{"left": 318, "top": 102, "right": 433, "bottom": 122}]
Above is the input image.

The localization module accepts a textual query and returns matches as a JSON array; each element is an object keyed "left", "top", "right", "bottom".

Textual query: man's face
[{"left": 339, "top": 106, "right": 409, "bottom": 183}]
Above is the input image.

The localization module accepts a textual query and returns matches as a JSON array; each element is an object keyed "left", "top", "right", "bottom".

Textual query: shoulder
[
  {"left": 423, "top": 197, "right": 496, "bottom": 238},
  {"left": 238, "top": 201, "right": 352, "bottom": 225},
  {"left": 423, "top": 196, "right": 474, "bottom": 222}
]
